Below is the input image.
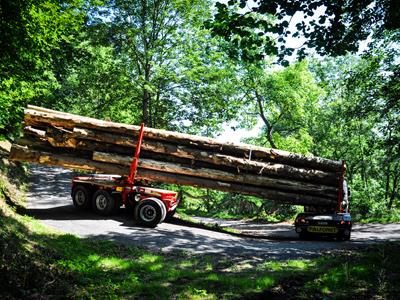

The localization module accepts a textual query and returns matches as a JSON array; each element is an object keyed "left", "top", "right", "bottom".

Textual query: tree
[
  {"left": 79, "top": 0, "right": 242, "bottom": 134},
  {"left": 241, "top": 61, "right": 321, "bottom": 154},
  {"left": 207, "top": 0, "right": 400, "bottom": 62},
  {"left": 343, "top": 34, "right": 400, "bottom": 210},
  {"left": 308, "top": 37, "right": 399, "bottom": 217},
  {"left": 0, "top": 0, "right": 88, "bottom": 139}
]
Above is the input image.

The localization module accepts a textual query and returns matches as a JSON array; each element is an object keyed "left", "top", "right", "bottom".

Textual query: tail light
[{"left": 295, "top": 217, "right": 307, "bottom": 224}]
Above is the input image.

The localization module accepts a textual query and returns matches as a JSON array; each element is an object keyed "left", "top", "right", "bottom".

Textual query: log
[
  {"left": 138, "top": 169, "right": 337, "bottom": 206},
  {"left": 23, "top": 126, "right": 132, "bottom": 156},
  {"left": 26, "top": 125, "right": 339, "bottom": 185},
  {"left": 24, "top": 107, "right": 343, "bottom": 172},
  {"left": 93, "top": 151, "right": 338, "bottom": 198},
  {"left": 9, "top": 144, "right": 337, "bottom": 206},
  {"left": 15, "top": 106, "right": 346, "bottom": 208},
  {"left": 9, "top": 144, "right": 122, "bottom": 173},
  {"left": 73, "top": 127, "right": 339, "bottom": 184}
]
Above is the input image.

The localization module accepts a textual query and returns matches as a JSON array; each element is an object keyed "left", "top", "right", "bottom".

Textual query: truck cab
[
  {"left": 71, "top": 174, "right": 179, "bottom": 228},
  {"left": 294, "top": 181, "right": 352, "bottom": 241}
]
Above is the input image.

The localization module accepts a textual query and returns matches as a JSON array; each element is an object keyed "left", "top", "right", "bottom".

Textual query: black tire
[
  {"left": 135, "top": 199, "right": 164, "bottom": 228},
  {"left": 72, "top": 185, "right": 92, "bottom": 210},
  {"left": 299, "top": 231, "right": 309, "bottom": 240},
  {"left": 92, "top": 190, "right": 115, "bottom": 216},
  {"left": 338, "top": 232, "right": 351, "bottom": 241},
  {"left": 151, "top": 198, "right": 167, "bottom": 223}
]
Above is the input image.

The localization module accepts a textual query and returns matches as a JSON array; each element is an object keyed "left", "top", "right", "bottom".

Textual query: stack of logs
[{"left": 10, "top": 105, "right": 344, "bottom": 207}]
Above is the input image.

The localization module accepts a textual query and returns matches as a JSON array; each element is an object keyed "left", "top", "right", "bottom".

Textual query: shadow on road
[{"left": 24, "top": 203, "right": 337, "bottom": 244}]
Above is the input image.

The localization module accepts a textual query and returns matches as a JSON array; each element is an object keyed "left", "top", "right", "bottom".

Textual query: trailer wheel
[
  {"left": 92, "top": 190, "right": 115, "bottom": 216},
  {"left": 72, "top": 185, "right": 91, "bottom": 210},
  {"left": 135, "top": 199, "right": 164, "bottom": 228},
  {"left": 151, "top": 198, "right": 167, "bottom": 223}
]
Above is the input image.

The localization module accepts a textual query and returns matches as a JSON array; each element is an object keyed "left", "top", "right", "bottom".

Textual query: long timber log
[
  {"left": 93, "top": 151, "right": 338, "bottom": 198},
  {"left": 24, "top": 106, "right": 343, "bottom": 172},
  {"left": 9, "top": 144, "right": 337, "bottom": 206},
  {"left": 23, "top": 125, "right": 340, "bottom": 186}
]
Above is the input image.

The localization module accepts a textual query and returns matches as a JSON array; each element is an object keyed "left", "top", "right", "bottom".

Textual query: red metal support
[
  {"left": 127, "top": 123, "right": 145, "bottom": 184},
  {"left": 337, "top": 160, "right": 346, "bottom": 212}
]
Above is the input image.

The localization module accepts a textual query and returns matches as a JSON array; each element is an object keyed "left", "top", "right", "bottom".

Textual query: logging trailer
[
  {"left": 9, "top": 106, "right": 352, "bottom": 236},
  {"left": 69, "top": 122, "right": 352, "bottom": 237},
  {"left": 70, "top": 123, "right": 179, "bottom": 228}
]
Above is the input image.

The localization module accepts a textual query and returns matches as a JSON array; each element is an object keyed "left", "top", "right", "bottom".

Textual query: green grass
[
  {"left": 356, "top": 213, "right": 400, "bottom": 224},
  {"left": 3, "top": 204, "right": 400, "bottom": 299},
  {"left": 1, "top": 209, "right": 281, "bottom": 299}
]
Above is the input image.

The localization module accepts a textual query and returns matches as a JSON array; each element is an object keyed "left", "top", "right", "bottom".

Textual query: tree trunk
[
  {"left": 9, "top": 144, "right": 337, "bottom": 207},
  {"left": 30, "top": 125, "right": 339, "bottom": 185},
  {"left": 92, "top": 151, "right": 338, "bottom": 198},
  {"left": 24, "top": 106, "right": 343, "bottom": 172}
]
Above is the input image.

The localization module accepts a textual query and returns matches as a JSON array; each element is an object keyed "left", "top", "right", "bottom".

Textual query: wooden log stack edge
[{"left": 9, "top": 105, "right": 345, "bottom": 207}]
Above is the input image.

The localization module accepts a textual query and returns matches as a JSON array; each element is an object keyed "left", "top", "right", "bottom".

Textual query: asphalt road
[{"left": 27, "top": 165, "right": 400, "bottom": 261}]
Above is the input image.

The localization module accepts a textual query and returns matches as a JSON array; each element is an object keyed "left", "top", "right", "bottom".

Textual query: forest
[{"left": 1, "top": 0, "right": 399, "bottom": 221}]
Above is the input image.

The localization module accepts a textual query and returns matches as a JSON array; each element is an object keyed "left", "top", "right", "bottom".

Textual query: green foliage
[
  {"left": 308, "top": 33, "right": 400, "bottom": 219},
  {"left": 0, "top": 0, "right": 88, "bottom": 139},
  {"left": 177, "top": 186, "right": 301, "bottom": 222},
  {"left": 241, "top": 61, "right": 322, "bottom": 154},
  {"left": 61, "top": 0, "right": 242, "bottom": 134},
  {"left": 208, "top": 0, "right": 400, "bottom": 62}
]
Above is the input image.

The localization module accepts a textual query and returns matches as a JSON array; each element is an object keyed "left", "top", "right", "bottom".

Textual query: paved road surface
[{"left": 26, "top": 165, "right": 400, "bottom": 260}]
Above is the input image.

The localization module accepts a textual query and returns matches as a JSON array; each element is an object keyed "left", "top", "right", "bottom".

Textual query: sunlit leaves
[{"left": 208, "top": 0, "right": 400, "bottom": 63}]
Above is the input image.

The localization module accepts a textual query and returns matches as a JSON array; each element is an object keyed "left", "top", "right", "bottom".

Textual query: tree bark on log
[
  {"left": 138, "top": 169, "right": 337, "bottom": 206},
  {"left": 24, "top": 125, "right": 340, "bottom": 185},
  {"left": 24, "top": 107, "right": 343, "bottom": 172},
  {"left": 92, "top": 151, "right": 338, "bottom": 198},
  {"left": 14, "top": 106, "right": 346, "bottom": 208},
  {"left": 9, "top": 144, "right": 123, "bottom": 173},
  {"left": 9, "top": 144, "right": 337, "bottom": 206}
]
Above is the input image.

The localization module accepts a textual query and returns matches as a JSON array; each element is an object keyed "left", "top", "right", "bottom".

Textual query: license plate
[
  {"left": 115, "top": 187, "right": 123, "bottom": 192},
  {"left": 307, "top": 226, "right": 338, "bottom": 234}
]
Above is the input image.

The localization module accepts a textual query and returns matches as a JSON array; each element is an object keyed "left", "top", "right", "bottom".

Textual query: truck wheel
[
  {"left": 72, "top": 185, "right": 91, "bottom": 210},
  {"left": 135, "top": 199, "right": 164, "bottom": 228},
  {"left": 151, "top": 198, "right": 167, "bottom": 223},
  {"left": 299, "top": 232, "right": 309, "bottom": 240},
  {"left": 338, "top": 232, "right": 351, "bottom": 241},
  {"left": 92, "top": 190, "right": 115, "bottom": 216}
]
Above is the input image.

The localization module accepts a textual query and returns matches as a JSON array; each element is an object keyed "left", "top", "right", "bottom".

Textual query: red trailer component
[{"left": 70, "top": 123, "right": 179, "bottom": 227}]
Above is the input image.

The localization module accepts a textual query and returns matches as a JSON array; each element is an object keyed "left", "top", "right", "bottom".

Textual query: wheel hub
[
  {"left": 140, "top": 205, "right": 156, "bottom": 222},
  {"left": 75, "top": 190, "right": 86, "bottom": 205},
  {"left": 96, "top": 195, "right": 107, "bottom": 210}
]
